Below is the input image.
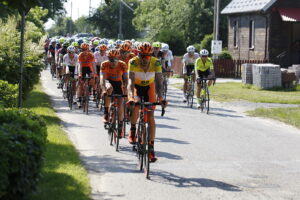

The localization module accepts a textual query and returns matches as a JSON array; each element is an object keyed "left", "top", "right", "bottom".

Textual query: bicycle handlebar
[{"left": 108, "top": 94, "right": 128, "bottom": 98}]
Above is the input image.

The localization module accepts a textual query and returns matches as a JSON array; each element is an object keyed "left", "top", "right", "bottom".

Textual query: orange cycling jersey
[
  {"left": 118, "top": 52, "right": 135, "bottom": 66},
  {"left": 78, "top": 52, "right": 95, "bottom": 71},
  {"left": 101, "top": 60, "right": 128, "bottom": 82}
]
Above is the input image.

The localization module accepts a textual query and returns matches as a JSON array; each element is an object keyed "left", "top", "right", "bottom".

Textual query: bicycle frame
[{"left": 186, "top": 73, "right": 195, "bottom": 108}]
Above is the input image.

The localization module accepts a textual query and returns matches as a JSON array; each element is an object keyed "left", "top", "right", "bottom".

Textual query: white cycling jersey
[
  {"left": 63, "top": 54, "right": 78, "bottom": 74},
  {"left": 182, "top": 52, "right": 200, "bottom": 66},
  {"left": 94, "top": 51, "right": 108, "bottom": 65},
  {"left": 163, "top": 50, "right": 174, "bottom": 67}
]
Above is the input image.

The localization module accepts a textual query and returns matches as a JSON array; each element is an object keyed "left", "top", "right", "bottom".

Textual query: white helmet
[
  {"left": 161, "top": 43, "right": 169, "bottom": 51},
  {"left": 200, "top": 49, "right": 209, "bottom": 56},
  {"left": 67, "top": 46, "right": 76, "bottom": 53},
  {"left": 107, "top": 43, "right": 115, "bottom": 50},
  {"left": 186, "top": 45, "right": 195, "bottom": 53}
]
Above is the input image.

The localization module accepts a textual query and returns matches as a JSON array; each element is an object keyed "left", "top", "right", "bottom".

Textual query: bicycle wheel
[
  {"left": 123, "top": 102, "right": 127, "bottom": 138},
  {"left": 85, "top": 85, "right": 89, "bottom": 115},
  {"left": 144, "top": 125, "right": 150, "bottom": 179},
  {"left": 116, "top": 107, "right": 120, "bottom": 151},
  {"left": 189, "top": 82, "right": 194, "bottom": 108},
  {"left": 205, "top": 86, "right": 210, "bottom": 114},
  {"left": 163, "top": 79, "right": 167, "bottom": 100},
  {"left": 137, "top": 121, "right": 144, "bottom": 171},
  {"left": 68, "top": 82, "right": 73, "bottom": 110}
]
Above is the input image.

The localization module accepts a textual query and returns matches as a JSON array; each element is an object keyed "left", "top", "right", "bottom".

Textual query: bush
[
  {"left": 0, "top": 108, "right": 47, "bottom": 200},
  {"left": 0, "top": 17, "right": 44, "bottom": 100},
  {"left": 218, "top": 50, "right": 233, "bottom": 60},
  {"left": 0, "top": 80, "right": 18, "bottom": 108},
  {"left": 200, "top": 33, "right": 213, "bottom": 55},
  {"left": 193, "top": 43, "right": 201, "bottom": 52},
  {"left": 156, "top": 28, "right": 186, "bottom": 56}
]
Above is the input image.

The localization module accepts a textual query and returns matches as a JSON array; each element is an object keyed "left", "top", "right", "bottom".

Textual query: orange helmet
[
  {"left": 108, "top": 49, "right": 120, "bottom": 58},
  {"left": 120, "top": 43, "right": 131, "bottom": 52},
  {"left": 80, "top": 43, "right": 89, "bottom": 51},
  {"left": 99, "top": 44, "right": 108, "bottom": 51},
  {"left": 124, "top": 40, "right": 133, "bottom": 46},
  {"left": 138, "top": 42, "right": 153, "bottom": 54}
]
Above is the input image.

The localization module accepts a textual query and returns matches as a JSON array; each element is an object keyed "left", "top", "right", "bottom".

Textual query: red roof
[{"left": 278, "top": 8, "right": 300, "bottom": 22}]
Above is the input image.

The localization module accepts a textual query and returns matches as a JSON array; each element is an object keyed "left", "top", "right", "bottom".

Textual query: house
[{"left": 221, "top": 0, "right": 300, "bottom": 68}]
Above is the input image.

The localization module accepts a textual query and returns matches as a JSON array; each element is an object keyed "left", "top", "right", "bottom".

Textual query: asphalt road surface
[{"left": 41, "top": 69, "right": 300, "bottom": 200}]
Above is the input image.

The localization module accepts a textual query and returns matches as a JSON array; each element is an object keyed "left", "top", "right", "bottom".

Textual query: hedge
[
  {"left": 0, "top": 109, "right": 47, "bottom": 200},
  {"left": 0, "top": 80, "right": 18, "bottom": 108}
]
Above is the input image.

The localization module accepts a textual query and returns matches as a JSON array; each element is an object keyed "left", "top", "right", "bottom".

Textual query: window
[
  {"left": 233, "top": 20, "right": 239, "bottom": 48},
  {"left": 249, "top": 20, "right": 255, "bottom": 49}
]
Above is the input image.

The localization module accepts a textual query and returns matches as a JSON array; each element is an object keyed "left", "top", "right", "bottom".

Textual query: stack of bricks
[
  {"left": 252, "top": 64, "right": 282, "bottom": 89},
  {"left": 241, "top": 63, "right": 253, "bottom": 84},
  {"left": 288, "top": 65, "right": 300, "bottom": 82}
]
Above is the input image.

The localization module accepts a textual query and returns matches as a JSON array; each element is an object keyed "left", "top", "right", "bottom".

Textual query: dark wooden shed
[{"left": 221, "top": 0, "right": 300, "bottom": 68}]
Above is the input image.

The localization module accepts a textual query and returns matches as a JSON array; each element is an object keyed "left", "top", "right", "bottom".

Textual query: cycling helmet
[
  {"left": 133, "top": 41, "right": 141, "bottom": 49},
  {"left": 115, "top": 39, "right": 123, "bottom": 45},
  {"left": 107, "top": 43, "right": 115, "bottom": 50},
  {"left": 131, "top": 39, "right": 136, "bottom": 43},
  {"left": 138, "top": 42, "right": 153, "bottom": 54},
  {"left": 120, "top": 43, "right": 131, "bottom": 52},
  {"left": 95, "top": 46, "right": 99, "bottom": 52},
  {"left": 63, "top": 42, "right": 69, "bottom": 48},
  {"left": 59, "top": 37, "right": 66, "bottom": 44},
  {"left": 77, "top": 39, "right": 84, "bottom": 45},
  {"left": 80, "top": 43, "right": 89, "bottom": 51},
  {"left": 161, "top": 43, "right": 169, "bottom": 51},
  {"left": 67, "top": 46, "right": 76, "bottom": 53},
  {"left": 99, "top": 39, "right": 106, "bottom": 44},
  {"left": 99, "top": 44, "right": 108, "bottom": 51},
  {"left": 93, "top": 40, "right": 100, "bottom": 46},
  {"left": 72, "top": 41, "right": 79, "bottom": 47},
  {"left": 200, "top": 49, "right": 209, "bottom": 56},
  {"left": 124, "top": 40, "right": 132, "bottom": 46},
  {"left": 56, "top": 39, "right": 60, "bottom": 44},
  {"left": 108, "top": 49, "right": 120, "bottom": 58},
  {"left": 108, "top": 39, "right": 114, "bottom": 44},
  {"left": 186, "top": 45, "right": 195, "bottom": 53},
  {"left": 152, "top": 42, "right": 161, "bottom": 48},
  {"left": 51, "top": 39, "right": 56, "bottom": 43}
]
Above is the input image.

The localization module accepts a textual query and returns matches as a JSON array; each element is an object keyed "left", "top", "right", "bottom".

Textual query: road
[{"left": 41, "top": 69, "right": 300, "bottom": 200}]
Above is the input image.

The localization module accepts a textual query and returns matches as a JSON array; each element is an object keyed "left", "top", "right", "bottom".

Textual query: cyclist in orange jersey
[
  {"left": 118, "top": 42, "right": 135, "bottom": 66},
  {"left": 100, "top": 49, "right": 128, "bottom": 134},
  {"left": 78, "top": 43, "right": 96, "bottom": 107}
]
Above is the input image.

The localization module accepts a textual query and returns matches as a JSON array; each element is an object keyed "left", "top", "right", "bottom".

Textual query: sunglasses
[
  {"left": 120, "top": 50, "right": 129, "bottom": 54},
  {"left": 201, "top": 55, "right": 208, "bottom": 58},
  {"left": 109, "top": 58, "right": 118, "bottom": 62},
  {"left": 140, "top": 54, "right": 151, "bottom": 60},
  {"left": 68, "top": 52, "right": 74, "bottom": 54}
]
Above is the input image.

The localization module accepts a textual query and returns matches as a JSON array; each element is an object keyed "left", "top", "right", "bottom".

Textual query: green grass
[
  {"left": 24, "top": 84, "right": 91, "bottom": 200},
  {"left": 210, "top": 83, "right": 300, "bottom": 104},
  {"left": 247, "top": 107, "right": 300, "bottom": 129},
  {"left": 173, "top": 82, "right": 300, "bottom": 104}
]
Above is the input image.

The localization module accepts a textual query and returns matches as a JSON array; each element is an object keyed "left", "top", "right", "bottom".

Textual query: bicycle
[
  {"left": 105, "top": 94, "right": 127, "bottom": 151},
  {"left": 162, "top": 70, "right": 172, "bottom": 100},
  {"left": 66, "top": 72, "right": 77, "bottom": 110},
  {"left": 49, "top": 57, "right": 56, "bottom": 80},
  {"left": 132, "top": 99, "right": 164, "bottom": 179},
  {"left": 81, "top": 75, "right": 91, "bottom": 115},
  {"left": 186, "top": 73, "right": 195, "bottom": 108},
  {"left": 197, "top": 77, "right": 215, "bottom": 114}
]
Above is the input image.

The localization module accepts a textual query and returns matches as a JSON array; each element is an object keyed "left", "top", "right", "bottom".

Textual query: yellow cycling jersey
[
  {"left": 195, "top": 57, "right": 214, "bottom": 72},
  {"left": 128, "top": 56, "right": 162, "bottom": 86}
]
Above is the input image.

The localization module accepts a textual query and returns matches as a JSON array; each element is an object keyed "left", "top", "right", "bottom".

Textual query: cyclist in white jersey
[{"left": 182, "top": 45, "right": 199, "bottom": 102}]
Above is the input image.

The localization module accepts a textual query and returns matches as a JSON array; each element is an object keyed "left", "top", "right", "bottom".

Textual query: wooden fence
[{"left": 173, "top": 56, "right": 268, "bottom": 78}]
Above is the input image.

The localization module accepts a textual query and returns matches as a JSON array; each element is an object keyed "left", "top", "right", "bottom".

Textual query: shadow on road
[
  {"left": 150, "top": 170, "right": 242, "bottom": 192},
  {"left": 156, "top": 123, "right": 181, "bottom": 129},
  {"left": 156, "top": 151, "right": 183, "bottom": 160},
  {"left": 92, "top": 192, "right": 125, "bottom": 200},
  {"left": 156, "top": 137, "right": 190, "bottom": 145}
]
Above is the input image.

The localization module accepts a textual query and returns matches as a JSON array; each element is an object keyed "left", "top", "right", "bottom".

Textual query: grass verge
[
  {"left": 172, "top": 82, "right": 300, "bottom": 104},
  {"left": 247, "top": 107, "right": 300, "bottom": 129},
  {"left": 24, "top": 83, "right": 91, "bottom": 200}
]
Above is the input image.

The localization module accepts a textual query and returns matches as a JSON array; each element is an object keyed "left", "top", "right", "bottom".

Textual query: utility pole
[
  {"left": 89, "top": 0, "right": 91, "bottom": 17},
  {"left": 213, "top": 0, "right": 220, "bottom": 41},
  {"left": 71, "top": 1, "right": 73, "bottom": 19},
  {"left": 118, "top": 1, "right": 123, "bottom": 39},
  {"left": 18, "top": 10, "right": 25, "bottom": 108}
]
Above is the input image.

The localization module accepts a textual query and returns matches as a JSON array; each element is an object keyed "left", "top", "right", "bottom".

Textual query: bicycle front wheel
[
  {"left": 144, "top": 125, "right": 150, "bottom": 179},
  {"left": 116, "top": 107, "right": 120, "bottom": 152},
  {"left": 205, "top": 87, "right": 210, "bottom": 114},
  {"left": 85, "top": 85, "right": 89, "bottom": 115}
]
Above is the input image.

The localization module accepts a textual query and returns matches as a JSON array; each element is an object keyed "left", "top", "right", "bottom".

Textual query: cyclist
[
  {"left": 118, "top": 42, "right": 135, "bottom": 65},
  {"left": 63, "top": 46, "right": 79, "bottom": 104},
  {"left": 78, "top": 43, "right": 95, "bottom": 108},
  {"left": 182, "top": 45, "right": 199, "bottom": 102},
  {"left": 100, "top": 49, "right": 128, "bottom": 135},
  {"left": 47, "top": 39, "right": 56, "bottom": 73},
  {"left": 91, "top": 40, "right": 100, "bottom": 53},
  {"left": 161, "top": 43, "right": 173, "bottom": 77},
  {"left": 57, "top": 42, "right": 69, "bottom": 88},
  {"left": 127, "top": 42, "right": 166, "bottom": 162},
  {"left": 152, "top": 42, "right": 164, "bottom": 63},
  {"left": 194, "top": 49, "right": 215, "bottom": 108},
  {"left": 94, "top": 44, "right": 109, "bottom": 76}
]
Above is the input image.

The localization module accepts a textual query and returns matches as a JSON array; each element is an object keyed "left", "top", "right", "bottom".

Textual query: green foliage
[
  {"left": 0, "top": 80, "right": 18, "bottom": 108},
  {"left": 88, "top": 0, "right": 140, "bottom": 38},
  {"left": 133, "top": 0, "right": 231, "bottom": 46},
  {"left": 200, "top": 33, "right": 213, "bottom": 54},
  {"left": 156, "top": 29, "right": 185, "bottom": 56},
  {"left": 47, "top": 16, "right": 77, "bottom": 37},
  {"left": 218, "top": 50, "right": 233, "bottom": 60},
  {"left": 0, "top": 108, "right": 47, "bottom": 200},
  {"left": 193, "top": 43, "right": 202, "bottom": 52},
  {"left": 0, "top": 17, "right": 44, "bottom": 99}
]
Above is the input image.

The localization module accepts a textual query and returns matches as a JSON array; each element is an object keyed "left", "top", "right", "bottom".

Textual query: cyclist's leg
[
  {"left": 183, "top": 65, "right": 188, "bottom": 100},
  {"left": 196, "top": 70, "right": 203, "bottom": 106},
  {"left": 103, "top": 82, "right": 113, "bottom": 122},
  {"left": 147, "top": 82, "right": 157, "bottom": 162}
]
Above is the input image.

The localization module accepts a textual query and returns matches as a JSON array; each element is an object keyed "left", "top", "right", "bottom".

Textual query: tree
[
  {"left": 89, "top": 0, "right": 140, "bottom": 39},
  {"left": 47, "top": 16, "right": 77, "bottom": 36},
  {"left": 74, "top": 16, "right": 92, "bottom": 34}
]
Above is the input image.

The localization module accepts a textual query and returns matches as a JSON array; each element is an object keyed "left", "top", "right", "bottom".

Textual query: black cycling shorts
[
  {"left": 96, "top": 65, "right": 101, "bottom": 76},
  {"left": 185, "top": 65, "right": 195, "bottom": 76},
  {"left": 197, "top": 69, "right": 210, "bottom": 78},
  {"left": 109, "top": 80, "right": 123, "bottom": 95},
  {"left": 82, "top": 67, "right": 91, "bottom": 78},
  {"left": 134, "top": 84, "right": 150, "bottom": 102},
  {"left": 68, "top": 66, "right": 75, "bottom": 78}
]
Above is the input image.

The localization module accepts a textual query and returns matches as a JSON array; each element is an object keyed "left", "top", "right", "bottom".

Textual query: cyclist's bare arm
[
  {"left": 128, "top": 72, "right": 135, "bottom": 99},
  {"left": 155, "top": 72, "right": 163, "bottom": 99},
  {"left": 100, "top": 73, "right": 106, "bottom": 92},
  {"left": 122, "top": 74, "right": 128, "bottom": 91}
]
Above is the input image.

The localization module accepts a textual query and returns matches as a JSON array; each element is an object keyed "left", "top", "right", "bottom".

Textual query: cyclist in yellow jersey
[
  {"left": 194, "top": 49, "right": 215, "bottom": 108},
  {"left": 127, "top": 42, "right": 166, "bottom": 162}
]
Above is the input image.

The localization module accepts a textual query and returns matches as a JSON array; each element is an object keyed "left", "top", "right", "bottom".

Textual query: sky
[{"left": 44, "top": 0, "right": 103, "bottom": 29}]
